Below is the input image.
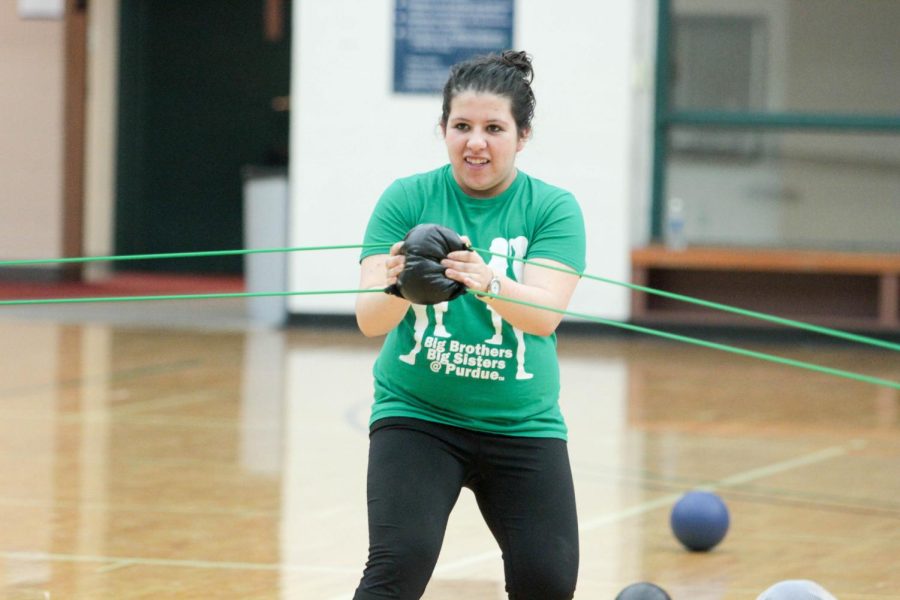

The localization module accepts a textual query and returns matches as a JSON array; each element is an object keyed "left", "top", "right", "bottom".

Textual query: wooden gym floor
[{"left": 0, "top": 299, "right": 898, "bottom": 599}]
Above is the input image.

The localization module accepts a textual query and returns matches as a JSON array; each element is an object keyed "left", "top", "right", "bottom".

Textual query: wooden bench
[{"left": 630, "top": 245, "right": 900, "bottom": 331}]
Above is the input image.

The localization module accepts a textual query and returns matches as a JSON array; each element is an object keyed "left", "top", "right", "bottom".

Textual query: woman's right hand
[
  {"left": 356, "top": 241, "right": 411, "bottom": 337},
  {"left": 384, "top": 241, "right": 405, "bottom": 287}
]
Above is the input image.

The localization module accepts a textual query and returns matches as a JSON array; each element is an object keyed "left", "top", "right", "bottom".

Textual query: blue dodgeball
[{"left": 670, "top": 490, "right": 730, "bottom": 552}]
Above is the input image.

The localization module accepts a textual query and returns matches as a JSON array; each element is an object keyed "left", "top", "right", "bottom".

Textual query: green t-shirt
[{"left": 360, "top": 165, "right": 586, "bottom": 440}]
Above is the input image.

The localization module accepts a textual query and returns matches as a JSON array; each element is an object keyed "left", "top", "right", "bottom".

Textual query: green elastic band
[
  {"left": 0, "top": 288, "right": 384, "bottom": 306},
  {"left": 468, "top": 289, "right": 900, "bottom": 391},
  {"left": 2, "top": 242, "right": 898, "bottom": 389},
  {"left": 471, "top": 247, "right": 900, "bottom": 353},
  {"left": 0, "top": 243, "right": 390, "bottom": 267}
]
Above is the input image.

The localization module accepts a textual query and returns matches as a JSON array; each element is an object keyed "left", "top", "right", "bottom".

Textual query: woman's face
[{"left": 443, "top": 90, "right": 528, "bottom": 199}]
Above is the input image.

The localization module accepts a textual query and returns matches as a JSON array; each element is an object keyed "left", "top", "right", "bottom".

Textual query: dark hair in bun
[{"left": 440, "top": 50, "right": 536, "bottom": 137}]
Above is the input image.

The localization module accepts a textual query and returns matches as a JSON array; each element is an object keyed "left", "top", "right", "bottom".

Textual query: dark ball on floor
[{"left": 615, "top": 581, "right": 672, "bottom": 600}]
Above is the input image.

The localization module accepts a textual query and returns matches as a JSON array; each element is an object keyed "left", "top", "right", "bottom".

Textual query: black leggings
[{"left": 353, "top": 417, "right": 579, "bottom": 600}]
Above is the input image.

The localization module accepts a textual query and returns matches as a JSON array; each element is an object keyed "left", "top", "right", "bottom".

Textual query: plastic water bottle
[{"left": 666, "top": 197, "right": 687, "bottom": 251}]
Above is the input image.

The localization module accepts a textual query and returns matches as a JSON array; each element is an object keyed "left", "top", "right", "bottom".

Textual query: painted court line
[
  {"left": 2, "top": 440, "right": 863, "bottom": 600},
  {"left": 1, "top": 551, "right": 358, "bottom": 576},
  {"left": 434, "top": 440, "right": 862, "bottom": 575}
]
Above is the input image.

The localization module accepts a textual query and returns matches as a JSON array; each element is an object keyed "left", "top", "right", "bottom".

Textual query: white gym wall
[{"left": 288, "top": 0, "right": 653, "bottom": 321}]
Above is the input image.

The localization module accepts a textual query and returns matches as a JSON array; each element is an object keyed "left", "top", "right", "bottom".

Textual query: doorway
[{"left": 115, "top": 1, "right": 291, "bottom": 274}]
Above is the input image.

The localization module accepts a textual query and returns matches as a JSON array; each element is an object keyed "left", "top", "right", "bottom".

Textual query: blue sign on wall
[{"left": 393, "top": 0, "right": 515, "bottom": 94}]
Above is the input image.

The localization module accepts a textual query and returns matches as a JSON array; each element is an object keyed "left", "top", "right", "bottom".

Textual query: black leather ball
[{"left": 385, "top": 224, "right": 470, "bottom": 305}]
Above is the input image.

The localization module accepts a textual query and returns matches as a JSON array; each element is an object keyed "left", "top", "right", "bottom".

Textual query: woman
[{"left": 354, "top": 50, "right": 586, "bottom": 600}]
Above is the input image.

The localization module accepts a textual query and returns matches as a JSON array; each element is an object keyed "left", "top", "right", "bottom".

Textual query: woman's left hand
[
  {"left": 441, "top": 236, "right": 493, "bottom": 292},
  {"left": 441, "top": 235, "right": 581, "bottom": 336}
]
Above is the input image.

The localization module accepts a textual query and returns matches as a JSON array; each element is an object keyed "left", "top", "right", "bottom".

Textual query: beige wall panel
[{"left": 0, "top": 4, "right": 65, "bottom": 261}]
